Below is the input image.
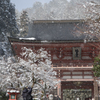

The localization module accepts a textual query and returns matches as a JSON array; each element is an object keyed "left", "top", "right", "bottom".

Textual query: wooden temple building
[{"left": 8, "top": 20, "right": 100, "bottom": 100}]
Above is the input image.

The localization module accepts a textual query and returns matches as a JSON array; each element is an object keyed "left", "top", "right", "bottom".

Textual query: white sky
[{"left": 11, "top": 0, "right": 71, "bottom": 12}]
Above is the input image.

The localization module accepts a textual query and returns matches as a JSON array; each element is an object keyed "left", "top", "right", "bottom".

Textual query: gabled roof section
[{"left": 28, "top": 20, "right": 85, "bottom": 41}]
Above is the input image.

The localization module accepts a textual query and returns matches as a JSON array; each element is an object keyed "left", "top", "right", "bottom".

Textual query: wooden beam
[
  {"left": 53, "top": 67, "right": 93, "bottom": 70},
  {"left": 61, "top": 79, "right": 94, "bottom": 81}
]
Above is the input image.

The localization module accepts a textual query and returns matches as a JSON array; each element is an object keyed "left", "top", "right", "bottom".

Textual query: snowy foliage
[
  {"left": 1, "top": 33, "right": 12, "bottom": 57},
  {"left": 19, "top": 11, "right": 29, "bottom": 37},
  {"left": 0, "top": 32, "right": 12, "bottom": 58},
  {"left": 82, "top": 1, "right": 100, "bottom": 39},
  {"left": 21, "top": 0, "right": 85, "bottom": 20},
  {"left": 0, "top": 47, "right": 58, "bottom": 98},
  {"left": 73, "top": 1, "right": 100, "bottom": 40},
  {"left": 15, "top": 0, "right": 100, "bottom": 20},
  {"left": 0, "top": 0, "right": 19, "bottom": 57},
  {"left": 0, "top": 0, "right": 18, "bottom": 37}
]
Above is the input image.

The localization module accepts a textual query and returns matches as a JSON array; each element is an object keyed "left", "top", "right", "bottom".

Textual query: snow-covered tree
[
  {"left": 0, "top": 0, "right": 19, "bottom": 57},
  {"left": 0, "top": 0, "right": 18, "bottom": 37},
  {"left": 20, "top": 11, "right": 29, "bottom": 37},
  {"left": 0, "top": 47, "right": 58, "bottom": 99},
  {"left": 1, "top": 32, "right": 12, "bottom": 57},
  {"left": 15, "top": 0, "right": 100, "bottom": 20},
  {"left": 15, "top": 10, "right": 21, "bottom": 36},
  {"left": 75, "top": 1, "right": 100, "bottom": 40},
  {"left": 84, "top": 1, "right": 100, "bottom": 39}
]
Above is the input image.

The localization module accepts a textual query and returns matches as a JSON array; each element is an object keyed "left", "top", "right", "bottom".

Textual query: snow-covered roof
[
  {"left": 7, "top": 89, "right": 20, "bottom": 93},
  {"left": 19, "top": 37, "right": 36, "bottom": 40}
]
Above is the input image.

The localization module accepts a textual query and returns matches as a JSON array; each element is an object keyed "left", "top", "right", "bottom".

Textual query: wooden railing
[{"left": 52, "top": 64, "right": 93, "bottom": 68}]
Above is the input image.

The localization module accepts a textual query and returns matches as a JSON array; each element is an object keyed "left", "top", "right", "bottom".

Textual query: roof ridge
[{"left": 33, "top": 19, "right": 84, "bottom": 24}]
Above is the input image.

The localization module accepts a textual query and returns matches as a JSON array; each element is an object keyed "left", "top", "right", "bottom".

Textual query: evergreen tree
[
  {"left": 15, "top": 10, "right": 20, "bottom": 37},
  {"left": 0, "top": 0, "right": 18, "bottom": 37},
  {"left": 20, "top": 11, "right": 29, "bottom": 37},
  {"left": 0, "top": 0, "right": 19, "bottom": 57},
  {"left": 0, "top": 90, "right": 8, "bottom": 100},
  {"left": 92, "top": 56, "right": 100, "bottom": 77}
]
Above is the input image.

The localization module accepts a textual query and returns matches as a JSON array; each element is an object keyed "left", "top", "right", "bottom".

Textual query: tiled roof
[{"left": 28, "top": 20, "right": 85, "bottom": 41}]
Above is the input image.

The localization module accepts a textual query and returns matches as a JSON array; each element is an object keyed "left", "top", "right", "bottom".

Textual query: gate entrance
[{"left": 63, "top": 89, "right": 92, "bottom": 100}]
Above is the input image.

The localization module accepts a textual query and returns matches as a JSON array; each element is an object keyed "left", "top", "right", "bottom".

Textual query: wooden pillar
[
  {"left": 94, "top": 77, "right": 99, "bottom": 100},
  {"left": 92, "top": 84, "right": 94, "bottom": 98},
  {"left": 57, "top": 80, "right": 61, "bottom": 99},
  {"left": 98, "top": 86, "right": 100, "bottom": 99},
  {"left": 98, "top": 80, "right": 100, "bottom": 100}
]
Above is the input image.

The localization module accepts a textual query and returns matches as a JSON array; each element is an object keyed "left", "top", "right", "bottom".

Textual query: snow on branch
[
  {"left": 0, "top": 47, "right": 58, "bottom": 98},
  {"left": 75, "top": 1, "right": 100, "bottom": 40}
]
